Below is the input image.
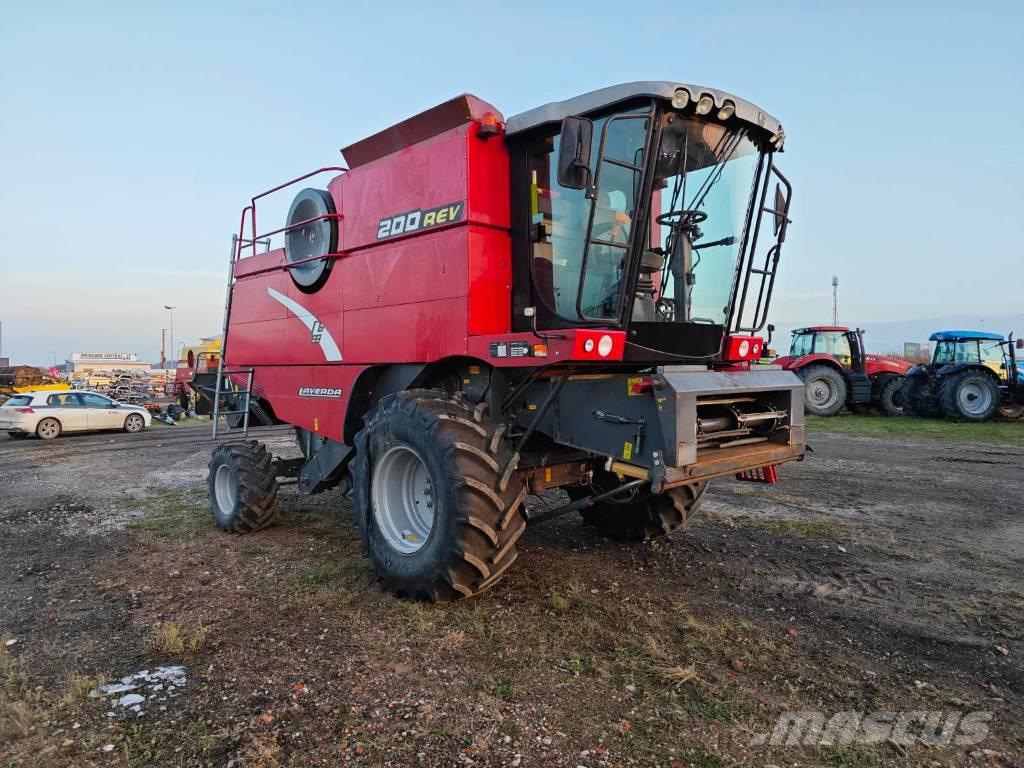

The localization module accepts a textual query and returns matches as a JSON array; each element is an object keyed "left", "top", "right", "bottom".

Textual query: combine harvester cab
[
  {"left": 207, "top": 82, "right": 805, "bottom": 600},
  {"left": 774, "top": 326, "right": 910, "bottom": 417}
]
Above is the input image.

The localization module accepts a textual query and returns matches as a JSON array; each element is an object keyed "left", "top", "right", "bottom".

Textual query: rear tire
[
  {"left": 351, "top": 390, "right": 527, "bottom": 602},
  {"left": 36, "top": 418, "right": 61, "bottom": 440},
  {"left": 577, "top": 471, "right": 707, "bottom": 541},
  {"left": 940, "top": 370, "right": 1000, "bottom": 422},
  {"left": 799, "top": 365, "right": 848, "bottom": 417},
  {"left": 877, "top": 376, "right": 905, "bottom": 417},
  {"left": 207, "top": 441, "right": 279, "bottom": 533}
]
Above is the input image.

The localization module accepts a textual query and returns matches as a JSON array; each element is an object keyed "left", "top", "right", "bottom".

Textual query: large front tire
[
  {"left": 351, "top": 390, "right": 527, "bottom": 602},
  {"left": 207, "top": 441, "right": 279, "bottom": 533},
  {"left": 940, "top": 370, "right": 1000, "bottom": 422},
  {"left": 577, "top": 471, "right": 707, "bottom": 541},
  {"left": 799, "top": 365, "right": 847, "bottom": 417}
]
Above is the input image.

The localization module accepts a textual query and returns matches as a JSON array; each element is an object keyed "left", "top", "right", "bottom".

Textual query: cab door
[{"left": 46, "top": 392, "right": 89, "bottom": 431}]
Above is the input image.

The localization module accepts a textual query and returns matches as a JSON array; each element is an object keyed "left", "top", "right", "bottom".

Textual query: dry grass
[{"left": 146, "top": 620, "right": 209, "bottom": 655}]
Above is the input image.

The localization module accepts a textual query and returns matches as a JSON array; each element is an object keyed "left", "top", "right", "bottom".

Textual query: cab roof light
[
  {"left": 695, "top": 95, "right": 715, "bottom": 116},
  {"left": 671, "top": 88, "right": 690, "bottom": 109},
  {"left": 477, "top": 111, "right": 500, "bottom": 139},
  {"left": 716, "top": 100, "right": 735, "bottom": 120}
]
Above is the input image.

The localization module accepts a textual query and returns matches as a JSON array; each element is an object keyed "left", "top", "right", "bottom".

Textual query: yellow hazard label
[
  {"left": 627, "top": 376, "right": 643, "bottom": 396},
  {"left": 622, "top": 442, "right": 633, "bottom": 460},
  {"left": 468, "top": 365, "right": 480, "bottom": 375},
  {"left": 528, "top": 403, "right": 537, "bottom": 411}
]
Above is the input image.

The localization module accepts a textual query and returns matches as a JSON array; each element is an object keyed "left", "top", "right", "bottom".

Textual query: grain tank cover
[{"left": 341, "top": 94, "right": 504, "bottom": 169}]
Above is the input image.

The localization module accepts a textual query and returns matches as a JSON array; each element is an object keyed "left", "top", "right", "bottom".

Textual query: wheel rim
[
  {"left": 214, "top": 464, "right": 237, "bottom": 514},
  {"left": 371, "top": 445, "right": 435, "bottom": 554},
  {"left": 39, "top": 420, "right": 58, "bottom": 438},
  {"left": 127, "top": 415, "right": 143, "bottom": 431},
  {"left": 807, "top": 377, "right": 836, "bottom": 408},
  {"left": 958, "top": 381, "right": 993, "bottom": 416}
]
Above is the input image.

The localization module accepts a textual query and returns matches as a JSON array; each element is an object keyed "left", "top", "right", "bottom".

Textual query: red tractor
[
  {"left": 773, "top": 326, "right": 910, "bottom": 417},
  {"left": 207, "top": 82, "right": 805, "bottom": 601}
]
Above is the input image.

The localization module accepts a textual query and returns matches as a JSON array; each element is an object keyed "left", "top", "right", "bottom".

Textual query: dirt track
[{"left": 1, "top": 424, "right": 1021, "bottom": 767}]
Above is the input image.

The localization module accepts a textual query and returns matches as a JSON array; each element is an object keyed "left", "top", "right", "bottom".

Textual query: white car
[{"left": 0, "top": 390, "right": 152, "bottom": 439}]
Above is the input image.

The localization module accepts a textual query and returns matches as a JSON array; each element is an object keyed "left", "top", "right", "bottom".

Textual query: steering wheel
[{"left": 657, "top": 210, "right": 707, "bottom": 228}]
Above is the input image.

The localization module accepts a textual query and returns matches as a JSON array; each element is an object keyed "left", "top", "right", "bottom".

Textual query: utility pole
[
  {"left": 832, "top": 276, "right": 839, "bottom": 325},
  {"left": 164, "top": 305, "right": 176, "bottom": 369},
  {"left": 160, "top": 329, "right": 167, "bottom": 369}
]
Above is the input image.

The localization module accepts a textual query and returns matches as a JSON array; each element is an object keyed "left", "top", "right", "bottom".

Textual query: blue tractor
[{"left": 903, "top": 330, "right": 1024, "bottom": 421}]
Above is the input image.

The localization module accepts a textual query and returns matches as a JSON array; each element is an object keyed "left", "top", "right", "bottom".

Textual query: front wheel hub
[{"left": 371, "top": 445, "right": 435, "bottom": 554}]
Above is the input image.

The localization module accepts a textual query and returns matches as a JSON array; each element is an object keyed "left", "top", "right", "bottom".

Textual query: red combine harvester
[
  {"left": 208, "top": 82, "right": 804, "bottom": 600},
  {"left": 774, "top": 326, "right": 910, "bottom": 417}
]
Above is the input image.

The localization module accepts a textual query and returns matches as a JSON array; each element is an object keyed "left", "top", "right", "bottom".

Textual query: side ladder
[{"left": 211, "top": 234, "right": 269, "bottom": 439}]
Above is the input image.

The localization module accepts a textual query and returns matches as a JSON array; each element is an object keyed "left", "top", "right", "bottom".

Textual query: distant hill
[{"left": 770, "top": 313, "right": 1024, "bottom": 356}]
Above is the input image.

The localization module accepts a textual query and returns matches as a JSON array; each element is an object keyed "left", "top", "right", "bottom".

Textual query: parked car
[{"left": 0, "top": 390, "right": 152, "bottom": 439}]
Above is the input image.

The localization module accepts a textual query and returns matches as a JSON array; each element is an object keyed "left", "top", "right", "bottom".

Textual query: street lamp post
[{"left": 164, "top": 305, "right": 176, "bottom": 369}]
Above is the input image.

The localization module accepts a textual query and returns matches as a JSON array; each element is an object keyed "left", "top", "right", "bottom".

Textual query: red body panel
[
  {"left": 863, "top": 354, "right": 912, "bottom": 377},
  {"left": 224, "top": 114, "right": 606, "bottom": 442},
  {"left": 775, "top": 352, "right": 911, "bottom": 378}
]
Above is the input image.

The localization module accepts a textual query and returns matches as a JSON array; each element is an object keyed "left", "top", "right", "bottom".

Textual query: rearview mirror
[
  {"left": 773, "top": 183, "right": 788, "bottom": 241},
  {"left": 557, "top": 116, "right": 593, "bottom": 190}
]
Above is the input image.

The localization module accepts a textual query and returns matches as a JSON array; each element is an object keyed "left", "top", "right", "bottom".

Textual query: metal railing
[{"left": 235, "top": 167, "right": 347, "bottom": 261}]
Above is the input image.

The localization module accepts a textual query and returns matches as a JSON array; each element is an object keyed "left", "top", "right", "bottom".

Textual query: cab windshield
[
  {"left": 646, "top": 116, "right": 760, "bottom": 327},
  {"left": 527, "top": 105, "right": 766, "bottom": 332}
]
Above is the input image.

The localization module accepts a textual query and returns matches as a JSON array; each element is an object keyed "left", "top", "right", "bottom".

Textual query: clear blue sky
[{"left": 1, "top": 0, "right": 1021, "bottom": 365}]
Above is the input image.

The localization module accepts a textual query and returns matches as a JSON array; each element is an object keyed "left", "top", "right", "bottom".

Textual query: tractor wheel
[
  {"left": 577, "top": 471, "right": 707, "bottom": 541},
  {"left": 207, "top": 440, "right": 279, "bottom": 533},
  {"left": 998, "top": 403, "right": 1024, "bottom": 420},
  {"left": 940, "top": 371, "right": 1000, "bottom": 422},
  {"left": 799, "top": 365, "right": 847, "bottom": 417},
  {"left": 351, "top": 390, "right": 527, "bottom": 602},
  {"left": 877, "top": 376, "right": 905, "bottom": 417}
]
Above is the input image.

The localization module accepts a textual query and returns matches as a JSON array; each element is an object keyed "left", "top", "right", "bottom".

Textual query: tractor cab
[
  {"left": 788, "top": 326, "right": 860, "bottom": 370},
  {"left": 505, "top": 83, "right": 790, "bottom": 363},
  {"left": 929, "top": 331, "right": 1010, "bottom": 379}
]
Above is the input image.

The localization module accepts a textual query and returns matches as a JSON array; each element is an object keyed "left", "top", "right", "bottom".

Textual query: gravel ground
[{"left": 0, "top": 423, "right": 1021, "bottom": 767}]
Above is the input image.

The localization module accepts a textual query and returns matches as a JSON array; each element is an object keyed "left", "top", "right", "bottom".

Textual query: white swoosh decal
[{"left": 267, "top": 287, "right": 342, "bottom": 361}]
